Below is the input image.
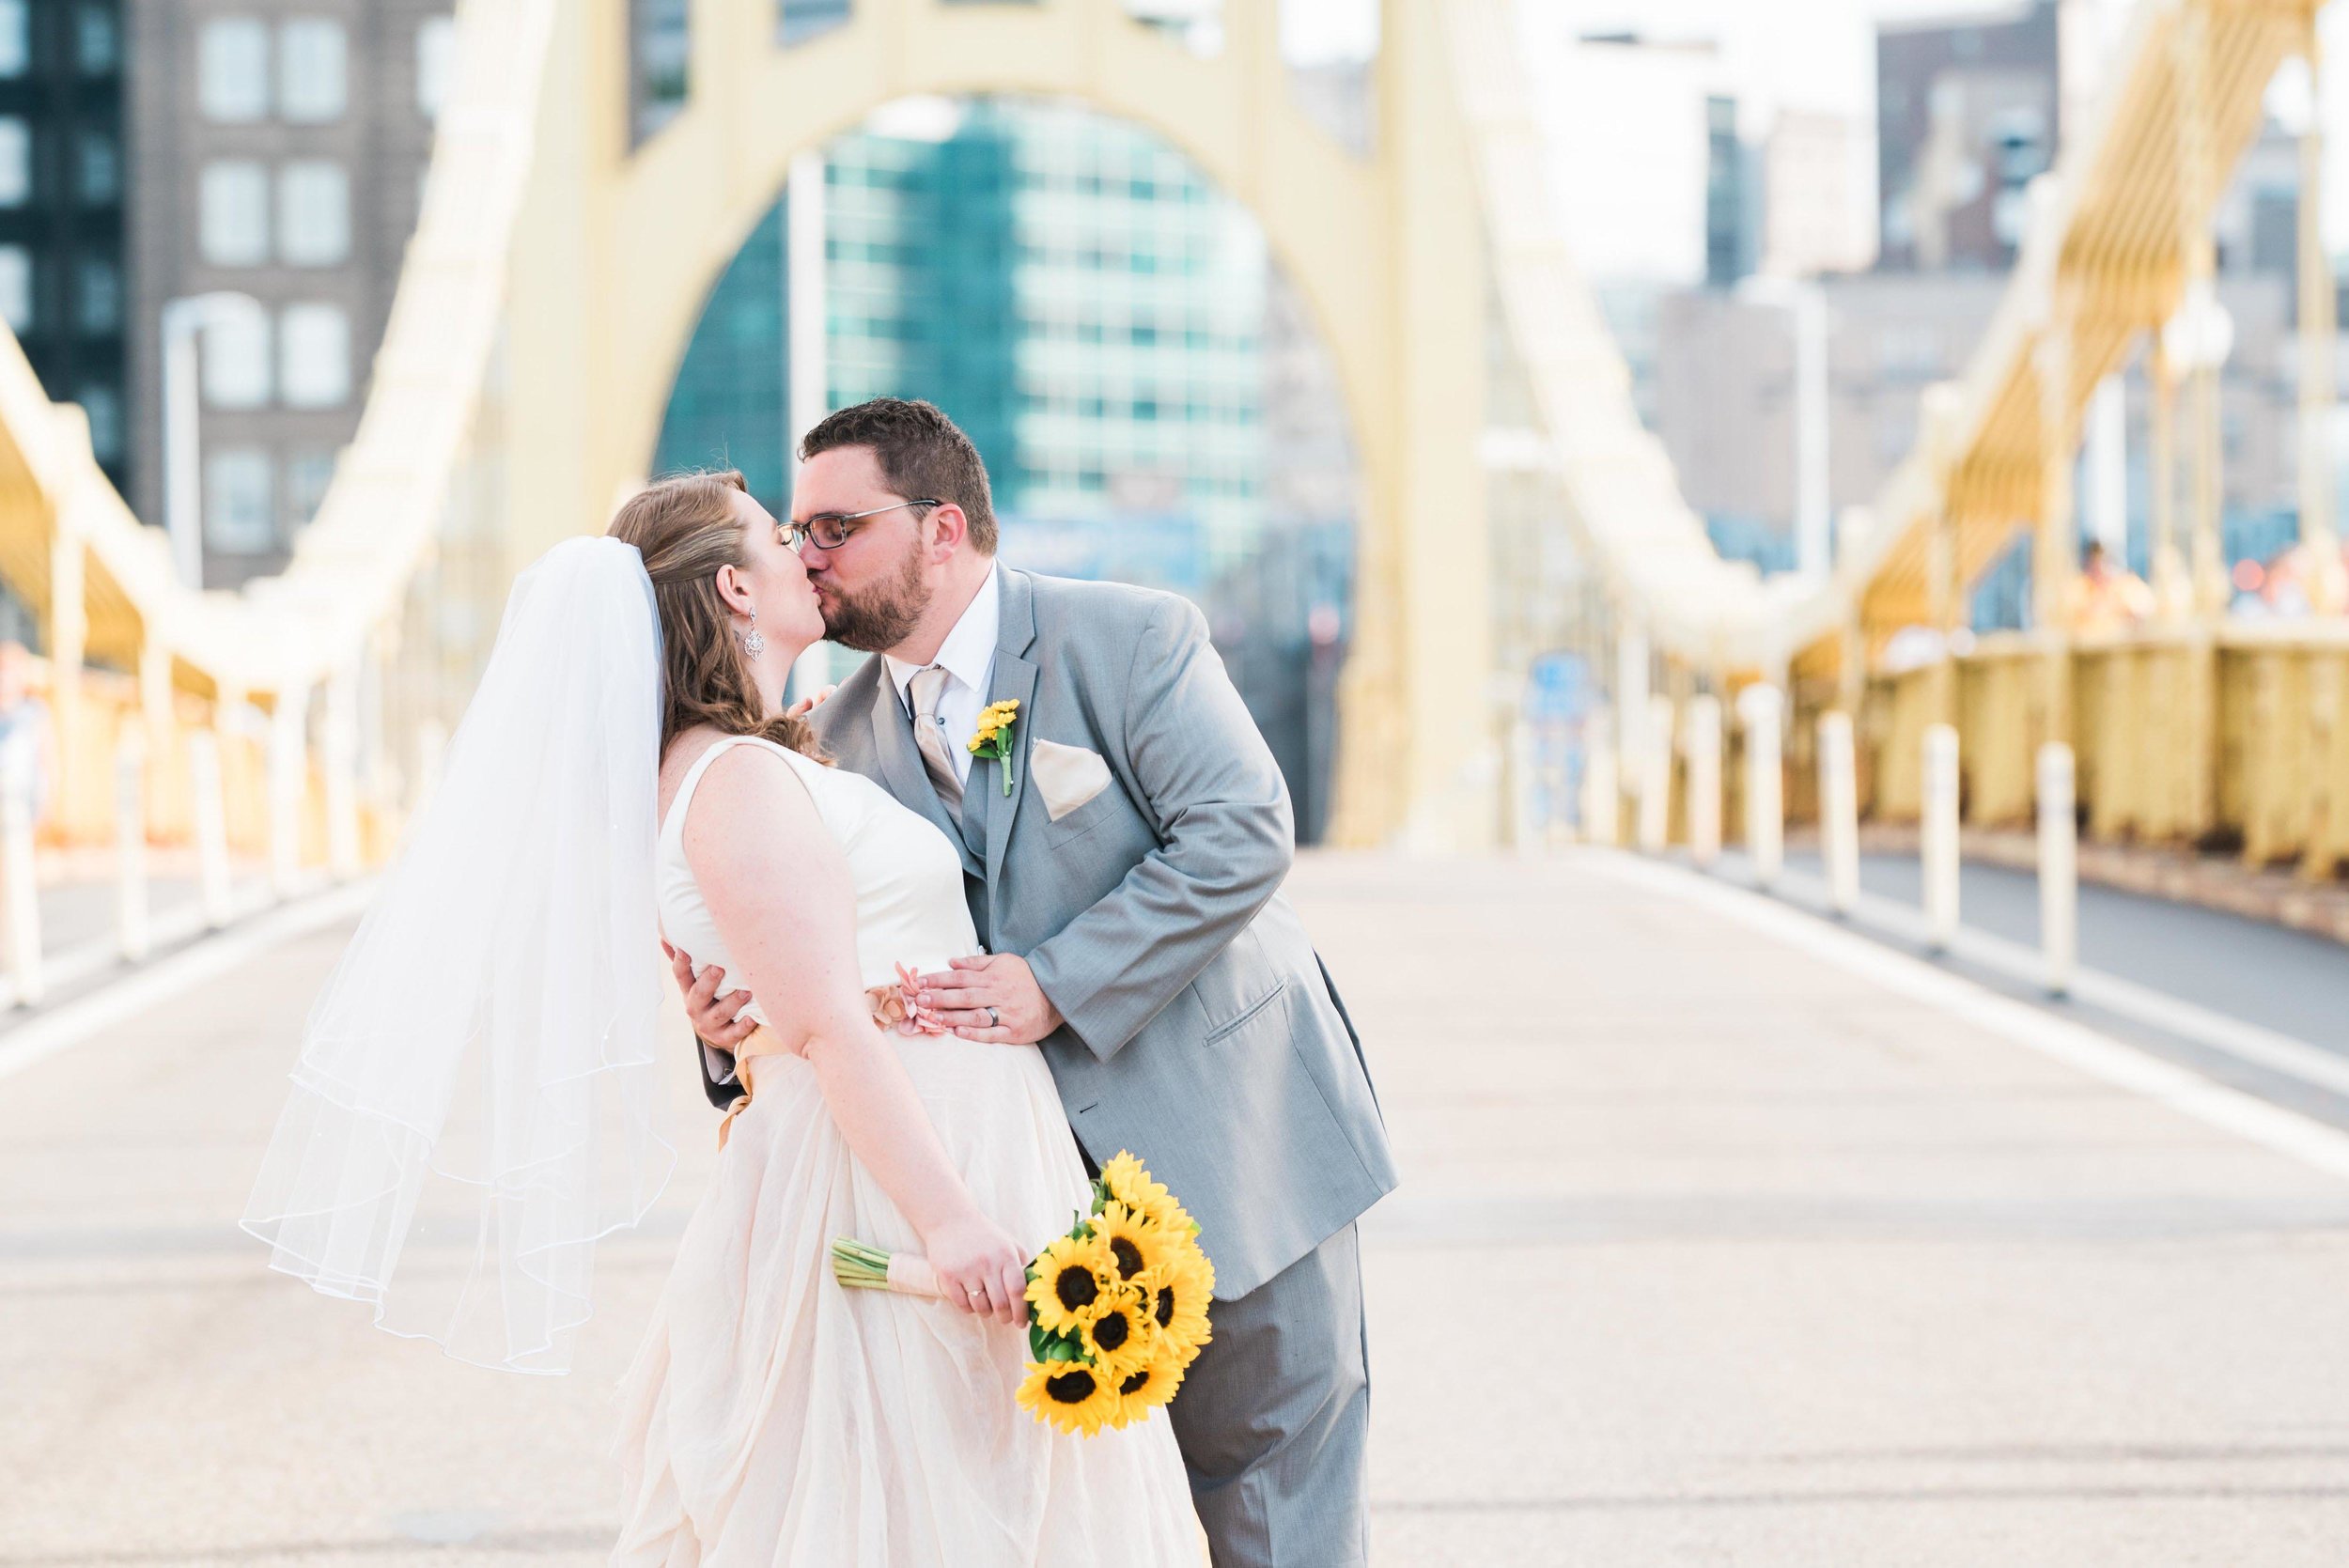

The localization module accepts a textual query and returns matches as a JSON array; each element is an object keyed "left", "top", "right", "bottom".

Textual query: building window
[
  {"left": 75, "top": 6, "right": 117, "bottom": 73},
  {"left": 286, "top": 447, "right": 335, "bottom": 529},
  {"left": 76, "top": 383, "right": 119, "bottom": 462},
  {"left": 204, "top": 448, "right": 276, "bottom": 552},
  {"left": 0, "top": 245, "right": 30, "bottom": 332},
  {"left": 201, "top": 308, "right": 272, "bottom": 409},
  {"left": 780, "top": 0, "right": 851, "bottom": 45},
  {"left": 0, "top": 2, "right": 23, "bottom": 78},
  {"left": 200, "top": 162, "right": 270, "bottom": 266},
  {"left": 74, "top": 257, "right": 117, "bottom": 334},
  {"left": 76, "top": 130, "right": 117, "bottom": 205},
  {"left": 279, "top": 303, "right": 349, "bottom": 408},
  {"left": 0, "top": 119, "right": 27, "bottom": 208},
  {"left": 277, "top": 161, "right": 350, "bottom": 266},
  {"left": 199, "top": 19, "right": 271, "bottom": 123},
  {"left": 416, "top": 15, "right": 454, "bottom": 120},
  {"left": 630, "top": 0, "right": 688, "bottom": 144},
  {"left": 278, "top": 19, "right": 347, "bottom": 123}
]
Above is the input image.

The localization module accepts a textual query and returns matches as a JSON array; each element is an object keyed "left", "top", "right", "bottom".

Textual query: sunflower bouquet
[{"left": 831, "top": 1151, "right": 1214, "bottom": 1436}]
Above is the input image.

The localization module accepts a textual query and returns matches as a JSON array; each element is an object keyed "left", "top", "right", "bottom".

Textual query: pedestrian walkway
[{"left": 5, "top": 852, "right": 2349, "bottom": 1564}]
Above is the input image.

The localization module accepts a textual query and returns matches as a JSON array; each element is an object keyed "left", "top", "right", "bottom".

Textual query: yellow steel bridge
[{"left": 0, "top": 0, "right": 2336, "bottom": 889}]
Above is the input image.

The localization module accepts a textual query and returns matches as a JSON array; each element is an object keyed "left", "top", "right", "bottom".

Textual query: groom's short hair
[{"left": 799, "top": 398, "right": 997, "bottom": 555}]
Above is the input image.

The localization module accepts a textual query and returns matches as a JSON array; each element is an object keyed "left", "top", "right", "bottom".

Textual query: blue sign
[{"left": 1526, "top": 651, "right": 1590, "bottom": 721}]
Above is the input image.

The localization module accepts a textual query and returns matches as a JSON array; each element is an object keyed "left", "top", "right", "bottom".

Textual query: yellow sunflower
[
  {"left": 965, "top": 700, "right": 1021, "bottom": 753},
  {"left": 1090, "top": 1200, "right": 1177, "bottom": 1284},
  {"left": 1111, "top": 1344, "right": 1189, "bottom": 1421},
  {"left": 1074, "top": 1280, "right": 1159, "bottom": 1381},
  {"left": 1016, "top": 1356, "right": 1122, "bottom": 1436},
  {"left": 1097, "top": 1151, "right": 1189, "bottom": 1233},
  {"left": 1133, "top": 1251, "right": 1213, "bottom": 1361},
  {"left": 1025, "top": 1231, "right": 1115, "bottom": 1336}
]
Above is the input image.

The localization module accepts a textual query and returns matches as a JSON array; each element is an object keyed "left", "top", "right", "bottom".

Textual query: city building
[
  {"left": 0, "top": 1, "right": 127, "bottom": 495},
  {"left": 1651, "top": 267, "right": 2304, "bottom": 620},
  {"left": 1524, "top": 28, "right": 1736, "bottom": 291},
  {"left": 1703, "top": 93, "right": 1754, "bottom": 288},
  {"left": 1875, "top": 0, "right": 2059, "bottom": 272},
  {"left": 125, "top": 0, "right": 454, "bottom": 587}
]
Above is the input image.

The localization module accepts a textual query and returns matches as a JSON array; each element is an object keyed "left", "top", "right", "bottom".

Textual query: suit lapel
[
  {"left": 866, "top": 674, "right": 983, "bottom": 878},
  {"left": 978, "top": 570, "right": 1041, "bottom": 931},
  {"left": 955, "top": 745, "right": 990, "bottom": 862}
]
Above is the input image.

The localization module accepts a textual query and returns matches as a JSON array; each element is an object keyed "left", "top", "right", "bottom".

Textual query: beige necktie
[{"left": 908, "top": 664, "right": 965, "bottom": 824}]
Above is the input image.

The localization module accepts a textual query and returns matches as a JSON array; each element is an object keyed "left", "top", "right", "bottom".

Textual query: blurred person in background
[
  {"left": 2065, "top": 541, "right": 2155, "bottom": 635},
  {"left": 2243, "top": 537, "right": 2349, "bottom": 618}
]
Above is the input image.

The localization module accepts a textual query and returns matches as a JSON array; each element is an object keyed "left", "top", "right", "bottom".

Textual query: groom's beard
[{"left": 817, "top": 541, "right": 931, "bottom": 653}]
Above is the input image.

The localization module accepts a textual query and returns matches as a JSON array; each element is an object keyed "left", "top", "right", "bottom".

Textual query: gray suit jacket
[{"left": 793, "top": 567, "right": 1397, "bottom": 1301}]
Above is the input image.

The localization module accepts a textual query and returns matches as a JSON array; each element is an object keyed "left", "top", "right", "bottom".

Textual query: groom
[{"left": 677, "top": 398, "right": 1395, "bottom": 1566}]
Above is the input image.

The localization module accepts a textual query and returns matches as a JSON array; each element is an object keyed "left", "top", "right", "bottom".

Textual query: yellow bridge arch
[{"left": 503, "top": 0, "right": 1493, "bottom": 848}]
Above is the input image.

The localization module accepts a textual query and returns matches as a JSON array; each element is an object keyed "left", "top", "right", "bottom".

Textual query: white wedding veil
[{"left": 241, "top": 536, "right": 674, "bottom": 1374}]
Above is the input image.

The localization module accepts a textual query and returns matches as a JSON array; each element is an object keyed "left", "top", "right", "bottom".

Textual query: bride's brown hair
[{"left": 607, "top": 469, "right": 830, "bottom": 764}]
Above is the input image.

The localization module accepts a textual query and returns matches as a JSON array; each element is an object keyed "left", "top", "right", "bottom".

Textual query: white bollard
[
  {"left": 1817, "top": 710, "right": 1859, "bottom": 916},
  {"left": 323, "top": 670, "right": 360, "bottom": 880},
  {"left": 1685, "top": 695, "right": 1722, "bottom": 868},
  {"left": 1637, "top": 694, "right": 1673, "bottom": 852},
  {"left": 1582, "top": 722, "right": 1619, "bottom": 846},
  {"left": 2037, "top": 742, "right": 2077, "bottom": 997},
  {"left": 1739, "top": 684, "right": 1784, "bottom": 889},
  {"left": 115, "top": 727, "right": 149, "bottom": 964},
  {"left": 1507, "top": 717, "right": 1539, "bottom": 852},
  {"left": 0, "top": 737, "right": 40, "bottom": 1006},
  {"left": 268, "top": 696, "right": 304, "bottom": 899},
  {"left": 189, "top": 729, "right": 233, "bottom": 930},
  {"left": 413, "top": 719, "right": 448, "bottom": 815},
  {"left": 1616, "top": 627, "right": 1650, "bottom": 775},
  {"left": 1921, "top": 723, "right": 1961, "bottom": 952}
]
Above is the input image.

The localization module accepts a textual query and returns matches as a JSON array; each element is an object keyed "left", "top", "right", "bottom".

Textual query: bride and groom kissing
[{"left": 242, "top": 396, "right": 1394, "bottom": 1565}]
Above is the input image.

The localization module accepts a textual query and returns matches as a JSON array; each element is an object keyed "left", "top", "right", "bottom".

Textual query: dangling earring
[{"left": 738, "top": 609, "right": 766, "bottom": 660}]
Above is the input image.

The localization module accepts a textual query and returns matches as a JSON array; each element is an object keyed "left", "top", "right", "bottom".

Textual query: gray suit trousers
[{"left": 1167, "top": 1223, "right": 1370, "bottom": 1568}]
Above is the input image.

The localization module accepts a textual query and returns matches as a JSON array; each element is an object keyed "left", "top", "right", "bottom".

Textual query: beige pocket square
[{"left": 1030, "top": 738, "right": 1112, "bottom": 822}]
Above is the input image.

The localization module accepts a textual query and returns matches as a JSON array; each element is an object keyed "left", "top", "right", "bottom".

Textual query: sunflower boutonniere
[{"left": 966, "top": 699, "right": 1021, "bottom": 796}]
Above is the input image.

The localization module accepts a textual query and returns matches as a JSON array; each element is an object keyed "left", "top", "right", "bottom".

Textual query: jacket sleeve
[{"left": 1024, "top": 596, "right": 1295, "bottom": 1061}]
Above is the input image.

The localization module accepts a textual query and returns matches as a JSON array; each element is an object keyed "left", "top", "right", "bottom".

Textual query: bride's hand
[{"left": 921, "top": 1211, "right": 1031, "bottom": 1327}]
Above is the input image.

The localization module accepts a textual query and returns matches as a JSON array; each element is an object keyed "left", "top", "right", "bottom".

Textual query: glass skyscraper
[{"left": 0, "top": 1, "right": 125, "bottom": 493}]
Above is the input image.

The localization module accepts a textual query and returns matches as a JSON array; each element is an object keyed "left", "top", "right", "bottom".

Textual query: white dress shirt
[{"left": 883, "top": 563, "right": 1000, "bottom": 786}]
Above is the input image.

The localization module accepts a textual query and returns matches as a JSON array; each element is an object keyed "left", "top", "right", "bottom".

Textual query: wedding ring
[{"left": 986, "top": 1006, "right": 1001, "bottom": 1029}]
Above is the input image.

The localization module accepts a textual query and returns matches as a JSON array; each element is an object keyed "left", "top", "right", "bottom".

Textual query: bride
[{"left": 241, "top": 471, "right": 1205, "bottom": 1563}]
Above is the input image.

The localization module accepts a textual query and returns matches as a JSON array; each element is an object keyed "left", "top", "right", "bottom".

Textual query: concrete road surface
[{"left": 6, "top": 852, "right": 2349, "bottom": 1565}]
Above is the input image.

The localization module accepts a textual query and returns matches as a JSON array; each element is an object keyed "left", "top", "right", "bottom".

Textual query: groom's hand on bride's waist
[
  {"left": 916, "top": 954, "right": 1064, "bottom": 1047},
  {"left": 669, "top": 943, "right": 758, "bottom": 1050}
]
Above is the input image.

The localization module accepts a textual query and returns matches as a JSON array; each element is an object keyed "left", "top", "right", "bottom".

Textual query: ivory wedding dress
[{"left": 610, "top": 734, "right": 1205, "bottom": 1565}]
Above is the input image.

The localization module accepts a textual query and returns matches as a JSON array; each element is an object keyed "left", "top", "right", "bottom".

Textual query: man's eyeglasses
[{"left": 778, "top": 498, "right": 940, "bottom": 552}]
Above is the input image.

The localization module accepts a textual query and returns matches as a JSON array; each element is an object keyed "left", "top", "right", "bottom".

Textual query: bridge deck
[{"left": 5, "top": 854, "right": 2349, "bottom": 1564}]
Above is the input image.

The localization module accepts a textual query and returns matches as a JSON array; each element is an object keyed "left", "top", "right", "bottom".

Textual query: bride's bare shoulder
[
  {"left": 657, "top": 724, "right": 723, "bottom": 819},
  {"left": 658, "top": 726, "right": 802, "bottom": 826},
  {"left": 676, "top": 736, "right": 833, "bottom": 892}
]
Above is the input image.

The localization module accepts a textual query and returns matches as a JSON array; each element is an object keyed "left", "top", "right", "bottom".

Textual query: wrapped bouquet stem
[
  {"left": 831, "top": 1237, "right": 947, "bottom": 1297},
  {"left": 831, "top": 1151, "right": 1215, "bottom": 1436}
]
